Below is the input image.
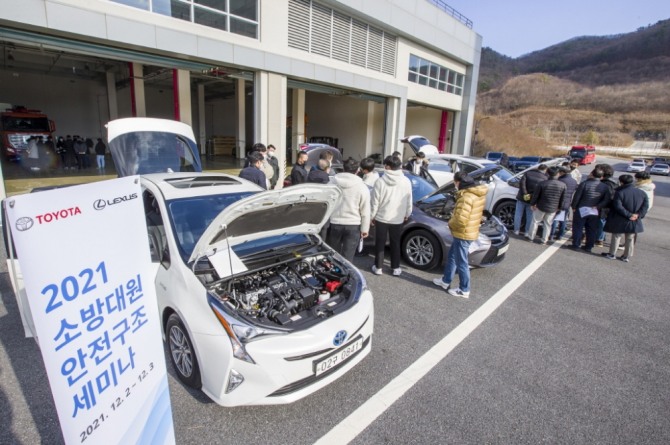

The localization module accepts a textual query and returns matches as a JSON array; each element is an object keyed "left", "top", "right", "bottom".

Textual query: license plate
[
  {"left": 314, "top": 337, "right": 363, "bottom": 376},
  {"left": 497, "top": 244, "right": 509, "bottom": 255}
]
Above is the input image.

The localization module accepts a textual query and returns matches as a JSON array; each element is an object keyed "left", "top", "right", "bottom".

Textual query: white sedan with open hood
[{"left": 107, "top": 118, "right": 374, "bottom": 406}]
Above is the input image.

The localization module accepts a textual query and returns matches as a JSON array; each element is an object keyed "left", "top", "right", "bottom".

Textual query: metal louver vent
[
  {"left": 367, "top": 26, "right": 383, "bottom": 71},
  {"left": 382, "top": 33, "right": 396, "bottom": 76},
  {"left": 287, "top": 0, "right": 397, "bottom": 76},
  {"left": 288, "top": 0, "right": 310, "bottom": 51},
  {"left": 350, "top": 19, "right": 367, "bottom": 67},
  {"left": 310, "top": 3, "right": 331, "bottom": 57},
  {"left": 332, "top": 11, "right": 351, "bottom": 63}
]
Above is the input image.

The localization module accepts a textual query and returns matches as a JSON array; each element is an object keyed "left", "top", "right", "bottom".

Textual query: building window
[
  {"left": 408, "top": 54, "right": 464, "bottom": 96},
  {"left": 110, "top": 0, "right": 258, "bottom": 39}
]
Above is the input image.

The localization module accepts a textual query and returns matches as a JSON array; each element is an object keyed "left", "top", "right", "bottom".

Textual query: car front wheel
[
  {"left": 167, "top": 313, "right": 201, "bottom": 389},
  {"left": 402, "top": 229, "right": 442, "bottom": 270},
  {"left": 493, "top": 200, "right": 516, "bottom": 229}
]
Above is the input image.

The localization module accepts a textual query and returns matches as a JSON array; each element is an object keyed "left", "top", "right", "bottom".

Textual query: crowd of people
[
  {"left": 20, "top": 134, "right": 107, "bottom": 173},
  {"left": 513, "top": 161, "right": 653, "bottom": 263},
  {"left": 239, "top": 146, "right": 657, "bottom": 298}
]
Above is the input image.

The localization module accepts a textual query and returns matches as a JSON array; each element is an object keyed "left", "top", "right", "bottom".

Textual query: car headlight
[{"left": 209, "top": 296, "right": 287, "bottom": 364}]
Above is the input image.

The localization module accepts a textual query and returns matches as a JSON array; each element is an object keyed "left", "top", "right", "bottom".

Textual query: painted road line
[{"left": 314, "top": 239, "right": 567, "bottom": 445}]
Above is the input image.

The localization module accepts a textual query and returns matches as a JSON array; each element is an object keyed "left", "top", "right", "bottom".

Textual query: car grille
[
  {"left": 283, "top": 316, "right": 369, "bottom": 362},
  {"left": 269, "top": 336, "right": 370, "bottom": 397},
  {"left": 480, "top": 247, "right": 506, "bottom": 266}
]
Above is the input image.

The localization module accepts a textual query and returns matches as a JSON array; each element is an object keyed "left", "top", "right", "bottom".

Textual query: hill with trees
[{"left": 473, "top": 19, "right": 670, "bottom": 156}]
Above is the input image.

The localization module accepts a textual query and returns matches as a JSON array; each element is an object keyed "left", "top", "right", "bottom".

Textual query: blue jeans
[
  {"left": 514, "top": 200, "right": 532, "bottom": 234},
  {"left": 441, "top": 238, "right": 472, "bottom": 292},
  {"left": 551, "top": 219, "right": 567, "bottom": 240},
  {"left": 596, "top": 217, "right": 606, "bottom": 242}
]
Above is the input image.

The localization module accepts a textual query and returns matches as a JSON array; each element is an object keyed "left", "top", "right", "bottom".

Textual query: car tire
[
  {"left": 402, "top": 229, "right": 442, "bottom": 271},
  {"left": 493, "top": 200, "right": 516, "bottom": 229},
  {"left": 167, "top": 313, "right": 201, "bottom": 389}
]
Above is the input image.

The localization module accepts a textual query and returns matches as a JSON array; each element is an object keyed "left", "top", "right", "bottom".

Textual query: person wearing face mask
[
  {"left": 432, "top": 171, "right": 488, "bottom": 298},
  {"left": 266, "top": 144, "right": 280, "bottom": 189}
]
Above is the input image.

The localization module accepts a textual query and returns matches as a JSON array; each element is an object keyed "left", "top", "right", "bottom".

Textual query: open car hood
[
  {"left": 106, "top": 117, "right": 202, "bottom": 176},
  {"left": 510, "top": 157, "right": 566, "bottom": 181},
  {"left": 188, "top": 184, "right": 342, "bottom": 263},
  {"left": 419, "top": 164, "right": 501, "bottom": 201}
]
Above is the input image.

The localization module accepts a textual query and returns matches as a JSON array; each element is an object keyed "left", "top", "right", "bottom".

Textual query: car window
[
  {"left": 167, "top": 191, "right": 257, "bottom": 261},
  {"left": 458, "top": 162, "right": 479, "bottom": 175},
  {"left": 427, "top": 159, "right": 453, "bottom": 173},
  {"left": 493, "top": 167, "right": 513, "bottom": 182}
]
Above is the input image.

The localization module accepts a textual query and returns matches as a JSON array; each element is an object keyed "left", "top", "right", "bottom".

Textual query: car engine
[{"left": 210, "top": 255, "right": 356, "bottom": 327}]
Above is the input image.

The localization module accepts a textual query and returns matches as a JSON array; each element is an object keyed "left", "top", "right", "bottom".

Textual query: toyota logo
[
  {"left": 333, "top": 330, "right": 347, "bottom": 347},
  {"left": 93, "top": 199, "right": 106, "bottom": 210},
  {"left": 15, "top": 216, "right": 34, "bottom": 232}
]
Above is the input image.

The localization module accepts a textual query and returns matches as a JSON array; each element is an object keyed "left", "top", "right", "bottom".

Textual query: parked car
[
  {"left": 649, "top": 163, "right": 670, "bottom": 176},
  {"left": 508, "top": 156, "right": 543, "bottom": 173},
  {"left": 485, "top": 151, "right": 504, "bottom": 162},
  {"left": 627, "top": 159, "right": 647, "bottom": 173},
  {"left": 367, "top": 166, "right": 509, "bottom": 270},
  {"left": 105, "top": 118, "right": 373, "bottom": 406}
]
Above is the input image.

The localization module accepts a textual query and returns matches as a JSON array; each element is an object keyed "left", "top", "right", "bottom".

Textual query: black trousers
[
  {"left": 374, "top": 220, "right": 403, "bottom": 269},
  {"left": 328, "top": 224, "right": 360, "bottom": 262}
]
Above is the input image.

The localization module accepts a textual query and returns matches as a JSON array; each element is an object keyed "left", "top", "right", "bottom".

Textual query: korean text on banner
[{"left": 5, "top": 176, "right": 174, "bottom": 445}]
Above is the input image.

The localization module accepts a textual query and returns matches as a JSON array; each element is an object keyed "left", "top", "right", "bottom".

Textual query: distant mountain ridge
[
  {"left": 472, "top": 18, "right": 670, "bottom": 155},
  {"left": 479, "top": 18, "right": 670, "bottom": 91}
]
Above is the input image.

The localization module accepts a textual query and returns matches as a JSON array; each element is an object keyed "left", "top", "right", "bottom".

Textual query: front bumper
[{"left": 196, "top": 289, "right": 374, "bottom": 406}]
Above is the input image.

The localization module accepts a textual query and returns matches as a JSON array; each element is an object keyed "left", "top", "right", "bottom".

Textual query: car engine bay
[{"left": 208, "top": 254, "right": 360, "bottom": 328}]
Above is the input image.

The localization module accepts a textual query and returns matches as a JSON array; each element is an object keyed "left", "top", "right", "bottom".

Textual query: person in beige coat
[{"left": 432, "top": 172, "right": 487, "bottom": 298}]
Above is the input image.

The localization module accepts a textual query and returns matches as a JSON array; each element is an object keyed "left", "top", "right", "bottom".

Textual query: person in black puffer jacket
[
  {"left": 570, "top": 168, "right": 609, "bottom": 252},
  {"left": 513, "top": 164, "right": 548, "bottom": 235},
  {"left": 551, "top": 167, "right": 578, "bottom": 240},
  {"left": 528, "top": 166, "right": 566, "bottom": 244},
  {"left": 595, "top": 164, "right": 617, "bottom": 246}
]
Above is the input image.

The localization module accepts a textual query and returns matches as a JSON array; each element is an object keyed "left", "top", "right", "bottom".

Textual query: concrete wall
[
  {"left": 305, "top": 92, "right": 380, "bottom": 161},
  {"left": 404, "top": 107, "right": 443, "bottom": 157}
]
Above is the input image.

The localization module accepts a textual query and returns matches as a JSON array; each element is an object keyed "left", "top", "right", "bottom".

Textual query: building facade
[{"left": 0, "top": 0, "right": 482, "bottom": 192}]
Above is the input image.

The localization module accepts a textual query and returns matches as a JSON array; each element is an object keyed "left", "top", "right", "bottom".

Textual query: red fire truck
[{"left": 0, "top": 105, "right": 56, "bottom": 161}]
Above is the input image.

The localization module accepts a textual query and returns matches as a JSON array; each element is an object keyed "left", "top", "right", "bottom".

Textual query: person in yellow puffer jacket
[{"left": 432, "top": 172, "right": 488, "bottom": 298}]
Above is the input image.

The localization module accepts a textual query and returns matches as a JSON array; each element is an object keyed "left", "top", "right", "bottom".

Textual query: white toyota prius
[{"left": 107, "top": 118, "right": 374, "bottom": 406}]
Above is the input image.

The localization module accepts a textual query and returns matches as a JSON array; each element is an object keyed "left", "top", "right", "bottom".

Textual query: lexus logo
[
  {"left": 93, "top": 199, "right": 106, "bottom": 210},
  {"left": 15, "top": 216, "right": 34, "bottom": 232},
  {"left": 333, "top": 330, "right": 347, "bottom": 347}
]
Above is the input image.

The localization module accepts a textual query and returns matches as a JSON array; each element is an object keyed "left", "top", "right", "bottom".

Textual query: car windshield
[
  {"left": 406, "top": 174, "right": 445, "bottom": 203},
  {"left": 494, "top": 167, "right": 513, "bottom": 182},
  {"left": 167, "top": 191, "right": 257, "bottom": 261},
  {"left": 653, "top": 164, "right": 668, "bottom": 168},
  {"left": 108, "top": 130, "right": 202, "bottom": 176}
]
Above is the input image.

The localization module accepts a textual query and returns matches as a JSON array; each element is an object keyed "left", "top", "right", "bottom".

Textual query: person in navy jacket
[{"left": 239, "top": 151, "right": 267, "bottom": 189}]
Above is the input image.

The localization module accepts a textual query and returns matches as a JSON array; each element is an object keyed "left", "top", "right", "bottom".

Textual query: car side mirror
[{"left": 507, "top": 178, "right": 520, "bottom": 188}]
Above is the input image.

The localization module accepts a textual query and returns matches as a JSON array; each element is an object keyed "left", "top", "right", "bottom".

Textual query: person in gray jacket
[
  {"left": 528, "top": 166, "right": 566, "bottom": 244},
  {"left": 328, "top": 158, "right": 370, "bottom": 261},
  {"left": 370, "top": 156, "right": 413, "bottom": 276}
]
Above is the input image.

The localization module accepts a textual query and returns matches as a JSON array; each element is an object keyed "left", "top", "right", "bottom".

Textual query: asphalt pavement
[{"left": 1, "top": 157, "right": 669, "bottom": 444}]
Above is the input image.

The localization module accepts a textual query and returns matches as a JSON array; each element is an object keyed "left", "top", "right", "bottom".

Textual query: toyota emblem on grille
[{"left": 333, "top": 330, "right": 347, "bottom": 347}]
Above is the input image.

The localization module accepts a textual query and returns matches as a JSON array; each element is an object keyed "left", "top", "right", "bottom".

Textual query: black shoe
[
  {"left": 618, "top": 256, "right": 629, "bottom": 263},
  {"left": 580, "top": 246, "right": 592, "bottom": 253}
]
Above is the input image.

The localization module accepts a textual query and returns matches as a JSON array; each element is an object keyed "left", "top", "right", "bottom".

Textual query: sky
[{"left": 444, "top": 0, "right": 670, "bottom": 58}]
